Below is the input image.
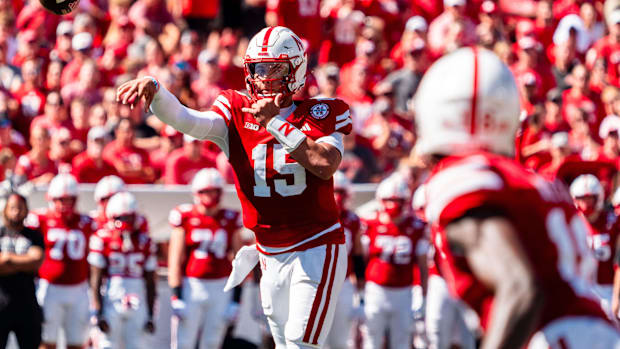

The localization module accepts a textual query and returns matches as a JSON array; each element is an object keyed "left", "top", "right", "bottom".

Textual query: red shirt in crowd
[
  {"left": 15, "top": 152, "right": 57, "bottom": 180},
  {"left": 592, "top": 35, "right": 620, "bottom": 88},
  {"left": 164, "top": 148, "right": 216, "bottom": 185},
  {"left": 71, "top": 151, "right": 119, "bottom": 183},
  {"left": 266, "top": 0, "right": 323, "bottom": 53},
  {"left": 102, "top": 140, "right": 153, "bottom": 184}
]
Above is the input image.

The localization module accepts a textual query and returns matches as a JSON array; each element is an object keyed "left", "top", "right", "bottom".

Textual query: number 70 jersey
[{"left": 210, "top": 90, "right": 353, "bottom": 252}]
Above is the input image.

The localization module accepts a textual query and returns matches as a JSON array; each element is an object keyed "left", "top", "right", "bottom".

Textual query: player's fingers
[
  {"left": 116, "top": 82, "right": 134, "bottom": 101},
  {"left": 241, "top": 107, "right": 256, "bottom": 114},
  {"left": 274, "top": 94, "right": 284, "bottom": 108},
  {"left": 122, "top": 84, "right": 138, "bottom": 104}
]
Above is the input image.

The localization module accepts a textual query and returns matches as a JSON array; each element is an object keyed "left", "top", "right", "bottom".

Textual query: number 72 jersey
[{"left": 210, "top": 90, "right": 353, "bottom": 252}]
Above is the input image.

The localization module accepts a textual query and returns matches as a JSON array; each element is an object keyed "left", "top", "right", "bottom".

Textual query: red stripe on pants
[
  {"left": 312, "top": 244, "right": 340, "bottom": 344},
  {"left": 302, "top": 244, "right": 333, "bottom": 343}
]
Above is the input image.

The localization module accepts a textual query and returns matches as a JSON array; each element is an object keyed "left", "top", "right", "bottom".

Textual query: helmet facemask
[{"left": 245, "top": 60, "right": 295, "bottom": 101}]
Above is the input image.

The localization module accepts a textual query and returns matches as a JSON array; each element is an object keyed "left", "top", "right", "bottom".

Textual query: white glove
[
  {"left": 171, "top": 297, "right": 187, "bottom": 320},
  {"left": 224, "top": 302, "right": 240, "bottom": 323}
]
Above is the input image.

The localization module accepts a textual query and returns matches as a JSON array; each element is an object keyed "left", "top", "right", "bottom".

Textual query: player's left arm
[
  {"left": 445, "top": 214, "right": 543, "bottom": 349},
  {"left": 415, "top": 238, "right": 430, "bottom": 297},
  {"left": 144, "top": 269, "right": 156, "bottom": 332}
]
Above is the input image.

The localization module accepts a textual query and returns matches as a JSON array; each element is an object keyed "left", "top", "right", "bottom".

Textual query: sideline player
[
  {"left": 91, "top": 175, "right": 127, "bottom": 227},
  {"left": 325, "top": 171, "right": 364, "bottom": 349},
  {"left": 570, "top": 174, "right": 620, "bottom": 318},
  {"left": 26, "top": 174, "right": 96, "bottom": 349},
  {"left": 168, "top": 168, "right": 243, "bottom": 349},
  {"left": 117, "top": 26, "right": 353, "bottom": 348},
  {"left": 416, "top": 47, "right": 620, "bottom": 348},
  {"left": 88, "top": 192, "right": 156, "bottom": 349},
  {"left": 361, "top": 175, "right": 428, "bottom": 349}
]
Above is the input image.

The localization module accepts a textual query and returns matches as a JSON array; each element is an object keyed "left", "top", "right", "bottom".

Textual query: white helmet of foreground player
[
  {"left": 244, "top": 26, "right": 307, "bottom": 100},
  {"left": 376, "top": 174, "right": 412, "bottom": 219},
  {"left": 333, "top": 171, "right": 351, "bottom": 212},
  {"left": 94, "top": 175, "right": 127, "bottom": 203},
  {"left": 191, "top": 168, "right": 224, "bottom": 208},
  {"left": 570, "top": 174, "right": 605, "bottom": 219},
  {"left": 106, "top": 191, "right": 138, "bottom": 232},
  {"left": 47, "top": 173, "right": 79, "bottom": 215},
  {"left": 414, "top": 47, "right": 521, "bottom": 157}
]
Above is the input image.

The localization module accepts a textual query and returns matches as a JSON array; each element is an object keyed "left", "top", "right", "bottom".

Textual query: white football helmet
[
  {"left": 570, "top": 174, "right": 604, "bottom": 209},
  {"left": 612, "top": 187, "right": 620, "bottom": 208},
  {"left": 191, "top": 168, "right": 224, "bottom": 193},
  {"left": 244, "top": 26, "right": 307, "bottom": 100},
  {"left": 333, "top": 171, "right": 351, "bottom": 193},
  {"left": 47, "top": 174, "right": 78, "bottom": 199},
  {"left": 376, "top": 174, "right": 412, "bottom": 201},
  {"left": 94, "top": 175, "right": 126, "bottom": 203},
  {"left": 412, "top": 184, "right": 426, "bottom": 213},
  {"left": 414, "top": 47, "right": 521, "bottom": 156},
  {"left": 106, "top": 191, "right": 137, "bottom": 220}
]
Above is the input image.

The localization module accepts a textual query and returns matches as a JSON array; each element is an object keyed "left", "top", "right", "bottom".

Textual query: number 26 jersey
[{"left": 210, "top": 90, "right": 353, "bottom": 252}]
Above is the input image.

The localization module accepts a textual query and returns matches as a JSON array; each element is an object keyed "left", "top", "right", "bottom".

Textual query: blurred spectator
[
  {"left": 172, "top": 0, "right": 219, "bottom": 34},
  {"left": 580, "top": 2, "right": 605, "bottom": 45},
  {"left": 169, "top": 30, "right": 201, "bottom": 73},
  {"left": 70, "top": 97, "right": 90, "bottom": 145},
  {"left": 0, "top": 118, "right": 26, "bottom": 160},
  {"left": 217, "top": 30, "right": 245, "bottom": 91},
  {"left": 164, "top": 135, "right": 216, "bottom": 185},
  {"left": 551, "top": 42, "right": 578, "bottom": 91},
  {"left": 44, "top": 60, "right": 63, "bottom": 93},
  {"left": 544, "top": 88, "right": 570, "bottom": 133},
  {"left": 539, "top": 131, "right": 575, "bottom": 178},
  {"left": 72, "top": 126, "right": 118, "bottom": 183},
  {"left": 590, "top": 9, "right": 620, "bottom": 88},
  {"left": 0, "top": 13, "right": 17, "bottom": 64},
  {"left": 0, "top": 192, "right": 44, "bottom": 349},
  {"left": 50, "top": 21, "right": 73, "bottom": 65},
  {"left": 319, "top": 0, "right": 364, "bottom": 66},
  {"left": 102, "top": 118, "right": 155, "bottom": 184},
  {"left": 30, "top": 92, "right": 74, "bottom": 140},
  {"left": 150, "top": 125, "right": 183, "bottom": 180},
  {"left": 338, "top": 62, "right": 373, "bottom": 131},
  {"left": 597, "top": 115, "right": 620, "bottom": 163},
  {"left": 373, "top": 39, "right": 428, "bottom": 115},
  {"left": 0, "top": 41, "right": 20, "bottom": 92},
  {"left": 128, "top": 0, "right": 173, "bottom": 37},
  {"left": 390, "top": 15, "right": 428, "bottom": 69},
  {"left": 0, "top": 147, "right": 16, "bottom": 180},
  {"left": 566, "top": 105, "right": 599, "bottom": 159},
  {"left": 553, "top": 14, "right": 591, "bottom": 55},
  {"left": 191, "top": 50, "right": 224, "bottom": 109},
  {"left": 477, "top": 1, "right": 505, "bottom": 49},
  {"left": 61, "top": 60, "right": 102, "bottom": 105},
  {"left": 137, "top": 39, "right": 167, "bottom": 83},
  {"left": 427, "top": 0, "right": 477, "bottom": 57},
  {"left": 14, "top": 126, "right": 57, "bottom": 185},
  {"left": 562, "top": 64, "right": 599, "bottom": 127},
  {"left": 49, "top": 127, "right": 75, "bottom": 173},
  {"left": 60, "top": 32, "right": 94, "bottom": 88},
  {"left": 314, "top": 63, "right": 340, "bottom": 98},
  {"left": 266, "top": 0, "right": 322, "bottom": 57},
  {"left": 12, "top": 58, "right": 45, "bottom": 137}
]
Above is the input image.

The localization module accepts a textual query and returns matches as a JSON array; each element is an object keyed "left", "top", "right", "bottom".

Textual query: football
[{"left": 39, "top": 0, "right": 80, "bottom": 15}]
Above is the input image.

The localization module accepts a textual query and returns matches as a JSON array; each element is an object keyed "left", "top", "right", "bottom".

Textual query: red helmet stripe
[
  {"left": 262, "top": 27, "right": 276, "bottom": 53},
  {"left": 470, "top": 46, "right": 479, "bottom": 135}
]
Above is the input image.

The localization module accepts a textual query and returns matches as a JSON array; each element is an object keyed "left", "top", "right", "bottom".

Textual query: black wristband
[
  {"left": 353, "top": 255, "right": 366, "bottom": 281},
  {"left": 172, "top": 286, "right": 182, "bottom": 300}
]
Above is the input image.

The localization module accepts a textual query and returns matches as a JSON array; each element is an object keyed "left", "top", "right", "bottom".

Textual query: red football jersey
[
  {"left": 26, "top": 209, "right": 96, "bottom": 285},
  {"left": 585, "top": 212, "right": 620, "bottom": 286},
  {"left": 341, "top": 209, "right": 361, "bottom": 278},
  {"left": 425, "top": 152, "right": 606, "bottom": 330},
  {"left": 169, "top": 204, "right": 241, "bottom": 279},
  {"left": 87, "top": 219, "right": 156, "bottom": 278},
  {"left": 209, "top": 90, "right": 353, "bottom": 253},
  {"left": 363, "top": 212, "right": 427, "bottom": 288}
]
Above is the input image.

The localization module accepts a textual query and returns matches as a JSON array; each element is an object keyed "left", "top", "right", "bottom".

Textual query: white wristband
[{"left": 266, "top": 117, "right": 307, "bottom": 153}]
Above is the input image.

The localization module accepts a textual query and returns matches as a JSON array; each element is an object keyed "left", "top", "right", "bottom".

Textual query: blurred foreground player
[
  {"left": 325, "top": 171, "right": 364, "bottom": 349},
  {"left": 117, "top": 26, "right": 353, "bottom": 348},
  {"left": 416, "top": 47, "right": 620, "bottom": 348},
  {"left": 570, "top": 174, "right": 620, "bottom": 318},
  {"left": 361, "top": 175, "right": 428, "bottom": 349},
  {"left": 26, "top": 174, "right": 96, "bottom": 349},
  {"left": 88, "top": 192, "right": 157, "bottom": 349},
  {"left": 168, "top": 168, "right": 243, "bottom": 349}
]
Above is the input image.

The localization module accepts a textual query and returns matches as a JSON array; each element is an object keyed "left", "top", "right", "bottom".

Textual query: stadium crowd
[
  {"left": 2, "top": 0, "right": 620, "bottom": 348},
  {"left": 0, "top": 0, "right": 618, "bottom": 186}
]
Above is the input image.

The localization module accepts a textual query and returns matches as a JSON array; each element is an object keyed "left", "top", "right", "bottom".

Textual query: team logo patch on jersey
[{"left": 310, "top": 103, "right": 329, "bottom": 119}]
